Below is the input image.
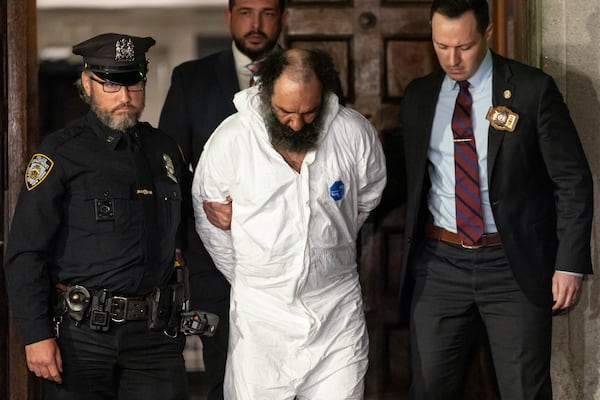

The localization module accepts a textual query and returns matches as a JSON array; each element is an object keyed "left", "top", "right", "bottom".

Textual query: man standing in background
[{"left": 159, "top": 1, "right": 288, "bottom": 398}]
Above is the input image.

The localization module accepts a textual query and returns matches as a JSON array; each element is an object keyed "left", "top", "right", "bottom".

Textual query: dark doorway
[{"left": 38, "top": 60, "right": 88, "bottom": 138}]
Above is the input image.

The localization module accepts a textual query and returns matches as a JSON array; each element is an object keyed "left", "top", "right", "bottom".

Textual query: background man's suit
[{"left": 159, "top": 49, "right": 238, "bottom": 400}]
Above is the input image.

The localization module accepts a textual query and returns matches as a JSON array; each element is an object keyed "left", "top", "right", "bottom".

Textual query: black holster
[{"left": 147, "top": 282, "right": 185, "bottom": 332}]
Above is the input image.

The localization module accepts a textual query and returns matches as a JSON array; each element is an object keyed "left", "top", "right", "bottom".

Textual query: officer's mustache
[{"left": 111, "top": 103, "right": 137, "bottom": 113}]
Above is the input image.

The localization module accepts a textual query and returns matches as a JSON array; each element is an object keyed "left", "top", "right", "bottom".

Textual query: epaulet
[
  {"left": 139, "top": 123, "right": 181, "bottom": 159},
  {"left": 138, "top": 121, "right": 156, "bottom": 131},
  {"left": 25, "top": 119, "right": 89, "bottom": 191},
  {"left": 41, "top": 117, "right": 87, "bottom": 152}
]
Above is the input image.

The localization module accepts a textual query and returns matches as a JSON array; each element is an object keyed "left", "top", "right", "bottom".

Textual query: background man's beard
[
  {"left": 264, "top": 107, "right": 322, "bottom": 153},
  {"left": 234, "top": 33, "right": 277, "bottom": 60},
  {"left": 91, "top": 102, "right": 142, "bottom": 132}
]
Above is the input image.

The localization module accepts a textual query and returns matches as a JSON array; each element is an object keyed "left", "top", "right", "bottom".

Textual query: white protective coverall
[{"left": 192, "top": 86, "right": 387, "bottom": 400}]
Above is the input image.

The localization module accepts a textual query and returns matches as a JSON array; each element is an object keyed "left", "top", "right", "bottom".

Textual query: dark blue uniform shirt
[{"left": 4, "top": 111, "right": 183, "bottom": 344}]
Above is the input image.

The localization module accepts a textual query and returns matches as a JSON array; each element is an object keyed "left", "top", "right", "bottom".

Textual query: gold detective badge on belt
[{"left": 486, "top": 106, "right": 519, "bottom": 132}]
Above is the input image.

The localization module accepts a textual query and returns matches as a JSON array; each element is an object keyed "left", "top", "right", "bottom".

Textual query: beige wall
[
  {"left": 37, "top": 7, "right": 230, "bottom": 127},
  {"left": 540, "top": 1, "right": 600, "bottom": 399}
]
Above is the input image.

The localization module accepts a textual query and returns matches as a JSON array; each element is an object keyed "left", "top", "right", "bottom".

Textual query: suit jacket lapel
[
  {"left": 487, "top": 52, "right": 515, "bottom": 180},
  {"left": 417, "top": 71, "right": 445, "bottom": 171},
  {"left": 216, "top": 50, "right": 241, "bottom": 97}
]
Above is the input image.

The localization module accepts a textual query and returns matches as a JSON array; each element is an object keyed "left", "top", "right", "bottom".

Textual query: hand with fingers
[
  {"left": 25, "top": 338, "right": 63, "bottom": 384},
  {"left": 203, "top": 196, "right": 233, "bottom": 230},
  {"left": 552, "top": 271, "right": 583, "bottom": 313}
]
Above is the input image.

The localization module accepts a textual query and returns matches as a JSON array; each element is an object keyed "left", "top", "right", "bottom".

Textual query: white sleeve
[
  {"left": 356, "top": 117, "right": 387, "bottom": 227},
  {"left": 192, "top": 134, "right": 236, "bottom": 283}
]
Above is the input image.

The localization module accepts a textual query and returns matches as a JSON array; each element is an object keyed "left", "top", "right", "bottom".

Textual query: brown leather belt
[{"left": 425, "top": 224, "right": 502, "bottom": 249}]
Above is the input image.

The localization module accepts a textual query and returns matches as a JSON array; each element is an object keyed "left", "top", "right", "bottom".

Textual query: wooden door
[{"left": 285, "top": 1, "right": 435, "bottom": 398}]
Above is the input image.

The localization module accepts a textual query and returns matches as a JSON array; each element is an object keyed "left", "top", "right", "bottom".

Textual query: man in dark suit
[
  {"left": 159, "top": 1, "right": 288, "bottom": 399},
  {"left": 398, "top": 0, "right": 594, "bottom": 399}
]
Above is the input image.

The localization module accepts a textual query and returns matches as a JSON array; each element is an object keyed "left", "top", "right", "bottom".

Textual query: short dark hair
[
  {"left": 430, "top": 0, "right": 490, "bottom": 35},
  {"left": 229, "top": 0, "right": 287, "bottom": 12},
  {"left": 258, "top": 48, "right": 339, "bottom": 102}
]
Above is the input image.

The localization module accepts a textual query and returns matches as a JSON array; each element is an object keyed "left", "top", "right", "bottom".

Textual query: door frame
[{"left": 2, "top": 0, "right": 41, "bottom": 399}]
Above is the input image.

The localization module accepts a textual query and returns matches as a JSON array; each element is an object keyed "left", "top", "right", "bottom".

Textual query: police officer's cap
[{"left": 72, "top": 33, "right": 156, "bottom": 85}]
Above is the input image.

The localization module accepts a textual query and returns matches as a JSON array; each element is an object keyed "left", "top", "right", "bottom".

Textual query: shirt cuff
[{"left": 556, "top": 270, "right": 584, "bottom": 278}]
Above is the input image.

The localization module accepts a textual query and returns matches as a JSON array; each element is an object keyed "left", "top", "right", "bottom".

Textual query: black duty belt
[
  {"left": 56, "top": 284, "right": 149, "bottom": 324},
  {"left": 109, "top": 295, "right": 149, "bottom": 322},
  {"left": 53, "top": 279, "right": 220, "bottom": 338}
]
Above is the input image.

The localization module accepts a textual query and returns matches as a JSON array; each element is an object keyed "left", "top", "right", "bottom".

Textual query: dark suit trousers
[{"left": 409, "top": 239, "right": 552, "bottom": 400}]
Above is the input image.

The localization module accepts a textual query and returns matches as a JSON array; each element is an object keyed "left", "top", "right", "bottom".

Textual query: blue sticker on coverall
[{"left": 330, "top": 180, "right": 345, "bottom": 201}]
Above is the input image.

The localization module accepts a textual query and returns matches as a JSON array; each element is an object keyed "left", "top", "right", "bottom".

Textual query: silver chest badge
[{"left": 163, "top": 154, "right": 177, "bottom": 183}]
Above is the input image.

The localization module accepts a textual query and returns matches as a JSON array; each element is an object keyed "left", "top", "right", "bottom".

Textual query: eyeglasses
[{"left": 89, "top": 75, "right": 145, "bottom": 93}]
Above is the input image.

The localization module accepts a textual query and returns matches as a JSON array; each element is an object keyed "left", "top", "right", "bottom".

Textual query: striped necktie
[
  {"left": 452, "top": 80, "right": 484, "bottom": 245},
  {"left": 247, "top": 62, "right": 259, "bottom": 87}
]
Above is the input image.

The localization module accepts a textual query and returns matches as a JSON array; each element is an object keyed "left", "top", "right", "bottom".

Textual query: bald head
[
  {"left": 258, "top": 48, "right": 338, "bottom": 102},
  {"left": 278, "top": 48, "right": 320, "bottom": 85}
]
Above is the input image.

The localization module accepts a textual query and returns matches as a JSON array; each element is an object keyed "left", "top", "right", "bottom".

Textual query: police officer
[{"left": 4, "top": 33, "right": 187, "bottom": 399}]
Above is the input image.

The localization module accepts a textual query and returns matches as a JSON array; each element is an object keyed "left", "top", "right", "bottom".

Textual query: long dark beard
[{"left": 262, "top": 104, "right": 322, "bottom": 153}]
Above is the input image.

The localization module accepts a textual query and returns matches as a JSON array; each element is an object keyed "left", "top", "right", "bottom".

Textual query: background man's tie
[
  {"left": 247, "top": 62, "right": 259, "bottom": 87},
  {"left": 452, "top": 80, "right": 484, "bottom": 245}
]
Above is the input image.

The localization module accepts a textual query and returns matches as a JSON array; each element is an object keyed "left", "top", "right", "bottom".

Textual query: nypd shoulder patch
[{"left": 25, "top": 153, "right": 54, "bottom": 191}]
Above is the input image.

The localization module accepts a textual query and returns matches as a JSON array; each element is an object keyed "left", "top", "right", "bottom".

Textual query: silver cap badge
[{"left": 115, "top": 38, "right": 135, "bottom": 62}]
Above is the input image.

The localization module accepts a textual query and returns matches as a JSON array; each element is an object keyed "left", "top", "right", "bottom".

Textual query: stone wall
[{"left": 540, "top": 1, "right": 600, "bottom": 399}]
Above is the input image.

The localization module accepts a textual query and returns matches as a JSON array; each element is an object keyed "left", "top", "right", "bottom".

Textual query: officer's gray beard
[
  {"left": 261, "top": 102, "right": 322, "bottom": 153},
  {"left": 87, "top": 89, "right": 143, "bottom": 132}
]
